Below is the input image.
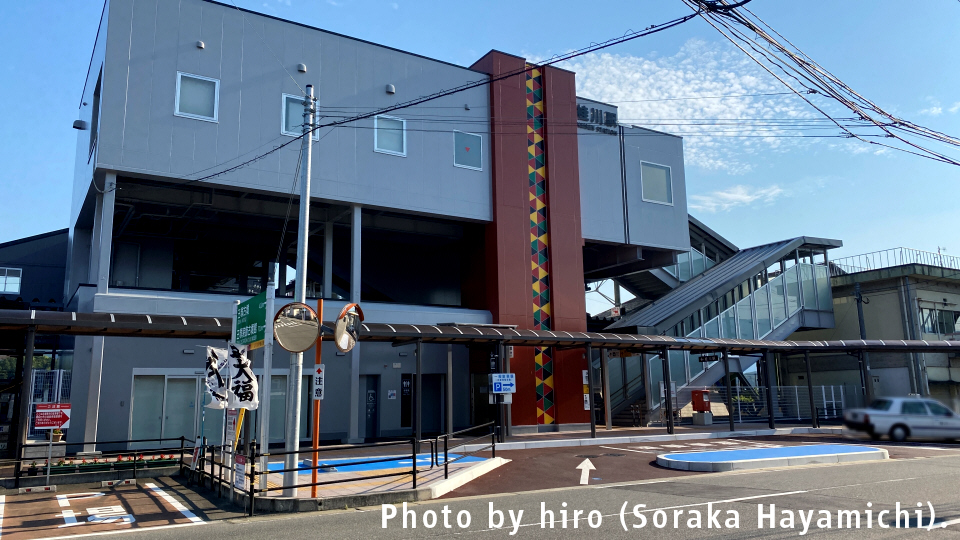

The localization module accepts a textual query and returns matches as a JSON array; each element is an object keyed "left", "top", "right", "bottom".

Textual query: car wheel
[{"left": 889, "top": 425, "right": 909, "bottom": 442}]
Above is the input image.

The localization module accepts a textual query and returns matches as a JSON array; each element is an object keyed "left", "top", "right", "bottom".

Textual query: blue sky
[{"left": 1, "top": 1, "right": 958, "bottom": 313}]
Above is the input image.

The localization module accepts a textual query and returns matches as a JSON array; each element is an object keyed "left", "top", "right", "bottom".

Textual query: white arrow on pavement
[{"left": 576, "top": 458, "right": 596, "bottom": 485}]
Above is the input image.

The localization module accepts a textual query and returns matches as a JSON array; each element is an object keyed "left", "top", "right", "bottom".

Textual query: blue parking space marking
[
  {"left": 663, "top": 444, "right": 882, "bottom": 462},
  {"left": 265, "top": 453, "right": 485, "bottom": 474}
]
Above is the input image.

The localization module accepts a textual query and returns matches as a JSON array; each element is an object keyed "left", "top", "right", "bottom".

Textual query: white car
[{"left": 843, "top": 397, "right": 960, "bottom": 442}]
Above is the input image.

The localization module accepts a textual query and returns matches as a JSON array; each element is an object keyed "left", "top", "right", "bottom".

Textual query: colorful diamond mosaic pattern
[{"left": 527, "top": 65, "right": 554, "bottom": 425}]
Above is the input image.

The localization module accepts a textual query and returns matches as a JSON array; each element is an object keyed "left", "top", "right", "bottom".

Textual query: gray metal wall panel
[
  {"left": 96, "top": 0, "right": 134, "bottom": 169},
  {"left": 95, "top": 0, "right": 492, "bottom": 222},
  {"left": 623, "top": 127, "right": 690, "bottom": 251},
  {"left": 577, "top": 130, "right": 625, "bottom": 244},
  {"left": 70, "top": 1, "right": 110, "bottom": 225}
]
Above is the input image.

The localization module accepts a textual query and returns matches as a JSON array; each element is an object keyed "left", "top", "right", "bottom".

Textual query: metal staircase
[{"left": 603, "top": 236, "right": 841, "bottom": 424}]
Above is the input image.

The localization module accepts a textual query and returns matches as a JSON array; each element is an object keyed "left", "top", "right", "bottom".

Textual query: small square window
[
  {"left": 640, "top": 162, "right": 673, "bottom": 205},
  {"left": 281, "top": 94, "right": 319, "bottom": 140},
  {"left": 175, "top": 72, "right": 219, "bottom": 122},
  {"left": 1, "top": 268, "right": 21, "bottom": 294},
  {"left": 374, "top": 115, "right": 406, "bottom": 157},
  {"left": 453, "top": 131, "right": 482, "bottom": 170}
]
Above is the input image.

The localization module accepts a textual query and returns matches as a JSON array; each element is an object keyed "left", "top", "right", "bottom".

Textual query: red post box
[{"left": 692, "top": 390, "right": 711, "bottom": 413}]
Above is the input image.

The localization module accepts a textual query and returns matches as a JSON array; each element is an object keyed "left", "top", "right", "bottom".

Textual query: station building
[{"left": 2, "top": 0, "right": 845, "bottom": 450}]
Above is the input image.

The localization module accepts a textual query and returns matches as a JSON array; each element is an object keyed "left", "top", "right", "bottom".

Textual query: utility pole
[
  {"left": 283, "top": 85, "right": 315, "bottom": 497},
  {"left": 854, "top": 283, "right": 873, "bottom": 404}
]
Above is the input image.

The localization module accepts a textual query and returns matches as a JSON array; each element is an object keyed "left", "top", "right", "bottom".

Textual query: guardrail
[{"left": 188, "top": 422, "right": 499, "bottom": 517}]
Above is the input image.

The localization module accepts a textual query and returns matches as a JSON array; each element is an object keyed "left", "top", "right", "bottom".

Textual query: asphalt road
[{"left": 103, "top": 443, "right": 960, "bottom": 539}]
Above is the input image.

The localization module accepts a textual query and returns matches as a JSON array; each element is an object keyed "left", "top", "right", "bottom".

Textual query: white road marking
[
  {"left": 940, "top": 517, "right": 960, "bottom": 528},
  {"left": 143, "top": 484, "right": 204, "bottom": 524},
  {"left": 661, "top": 444, "right": 687, "bottom": 448},
  {"left": 0, "top": 495, "right": 4, "bottom": 538},
  {"left": 687, "top": 443, "right": 714, "bottom": 447},
  {"left": 29, "top": 523, "right": 206, "bottom": 540},
  {"left": 600, "top": 446, "right": 657, "bottom": 454}
]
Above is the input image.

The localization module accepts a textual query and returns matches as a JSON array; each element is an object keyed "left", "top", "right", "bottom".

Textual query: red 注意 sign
[{"left": 34, "top": 404, "right": 71, "bottom": 429}]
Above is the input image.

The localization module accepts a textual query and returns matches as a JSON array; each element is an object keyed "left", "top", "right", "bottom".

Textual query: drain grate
[
  {"left": 603, "top": 453, "right": 625, "bottom": 457},
  {"left": 575, "top": 454, "right": 601, "bottom": 459}
]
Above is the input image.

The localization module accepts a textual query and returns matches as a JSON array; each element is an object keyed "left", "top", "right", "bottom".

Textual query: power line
[
  {"left": 162, "top": 11, "right": 701, "bottom": 189},
  {"left": 684, "top": 0, "right": 960, "bottom": 166}
]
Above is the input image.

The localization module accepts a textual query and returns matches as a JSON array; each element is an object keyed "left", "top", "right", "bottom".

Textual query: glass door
[
  {"left": 131, "top": 375, "right": 164, "bottom": 445},
  {"left": 162, "top": 377, "right": 198, "bottom": 442}
]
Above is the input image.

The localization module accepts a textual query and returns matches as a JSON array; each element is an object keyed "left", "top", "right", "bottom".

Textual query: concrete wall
[{"left": 90, "top": 0, "right": 492, "bottom": 222}]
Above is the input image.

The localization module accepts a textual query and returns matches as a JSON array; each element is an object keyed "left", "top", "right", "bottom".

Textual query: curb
[
  {"left": 429, "top": 457, "right": 510, "bottom": 499},
  {"left": 460, "top": 427, "right": 843, "bottom": 452}
]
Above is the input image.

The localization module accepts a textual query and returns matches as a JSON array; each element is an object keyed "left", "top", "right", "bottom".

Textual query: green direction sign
[{"left": 235, "top": 290, "right": 267, "bottom": 349}]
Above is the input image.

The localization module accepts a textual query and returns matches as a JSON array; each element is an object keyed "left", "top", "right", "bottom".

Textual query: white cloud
[
  {"left": 556, "top": 39, "right": 819, "bottom": 173},
  {"left": 919, "top": 97, "right": 943, "bottom": 116},
  {"left": 949, "top": 102, "right": 960, "bottom": 114},
  {"left": 688, "top": 184, "right": 784, "bottom": 213},
  {"left": 326, "top": 0, "right": 343, "bottom": 5},
  {"left": 390, "top": 2, "right": 399, "bottom": 8}
]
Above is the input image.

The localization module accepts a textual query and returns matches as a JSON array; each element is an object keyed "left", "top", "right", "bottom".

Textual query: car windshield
[
  {"left": 926, "top": 402, "right": 954, "bottom": 416},
  {"left": 901, "top": 401, "right": 929, "bottom": 415},
  {"left": 868, "top": 399, "right": 893, "bottom": 411}
]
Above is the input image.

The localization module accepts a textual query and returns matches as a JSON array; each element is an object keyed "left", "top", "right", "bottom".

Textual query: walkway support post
[
  {"left": 721, "top": 349, "right": 735, "bottom": 432},
  {"left": 661, "top": 347, "right": 674, "bottom": 435},
  {"left": 446, "top": 344, "right": 454, "bottom": 437},
  {"left": 415, "top": 339, "right": 423, "bottom": 454},
  {"left": 804, "top": 350, "right": 818, "bottom": 428},
  {"left": 14, "top": 326, "right": 36, "bottom": 486},
  {"left": 764, "top": 351, "right": 776, "bottom": 429},
  {"left": 586, "top": 344, "right": 596, "bottom": 438},
  {"left": 600, "top": 348, "right": 612, "bottom": 430}
]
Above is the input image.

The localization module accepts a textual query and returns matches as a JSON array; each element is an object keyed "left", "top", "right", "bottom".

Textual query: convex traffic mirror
[
  {"left": 273, "top": 302, "right": 320, "bottom": 353},
  {"left": 334, "top": 303, "right": 364, "bottom": 353}
]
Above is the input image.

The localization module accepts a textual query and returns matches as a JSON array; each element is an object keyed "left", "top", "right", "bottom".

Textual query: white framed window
[
  {"left": 0, "top": 268, "right": 21, "bottom": 294},
  {"left": 453, "top": 130, "right": 482, "bottom": 171},
  {"left": 281, "top": 93, "right": 319, "bottom": 140},
  {"left": 175, "top": 72, "right": 220, "bottom": 122},
  {"left": 374, "top": 115, "right": 406, "bottom": 157},
  {"left": 640, "top": 161, "right": 673, "bottom": 205}
]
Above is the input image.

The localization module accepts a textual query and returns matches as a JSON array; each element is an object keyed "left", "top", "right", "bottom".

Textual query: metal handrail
[{"left": 831, "top": 247, "right": 960, "bottom": 276}]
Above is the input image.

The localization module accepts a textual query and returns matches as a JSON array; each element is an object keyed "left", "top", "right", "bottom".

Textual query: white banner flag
[
  {"left": 227, "top": 343, "right": 259, "bottom": 410},
  {"left": 204, "top": 347, "right": 229, "bottom": 409}
]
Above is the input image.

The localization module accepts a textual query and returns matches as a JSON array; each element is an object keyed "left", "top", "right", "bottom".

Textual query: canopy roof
[{"left": 1, "top": 309, "right": 956, "bottom": 354}]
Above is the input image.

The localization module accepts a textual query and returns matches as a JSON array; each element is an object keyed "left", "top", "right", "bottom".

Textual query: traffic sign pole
[{"left": 312, "top": 299, "right": 323, "bottom": 498}]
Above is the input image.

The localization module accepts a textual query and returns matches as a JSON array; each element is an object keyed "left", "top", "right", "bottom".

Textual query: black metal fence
[{"left": 10, "top": 436, "right": 190, "bottom": 488}]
